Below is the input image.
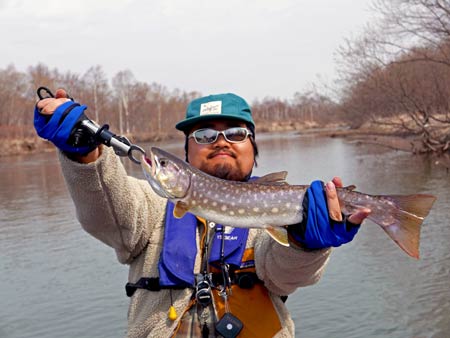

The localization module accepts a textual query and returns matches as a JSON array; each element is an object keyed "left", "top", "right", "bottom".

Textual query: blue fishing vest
[{"left": 158, "top": 202, "right": 249, "bottom": 287}]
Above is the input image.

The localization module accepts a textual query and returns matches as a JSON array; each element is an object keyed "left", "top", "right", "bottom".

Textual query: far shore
[{"left": 1, "top": 122, "right": 449, "bottom": 169}]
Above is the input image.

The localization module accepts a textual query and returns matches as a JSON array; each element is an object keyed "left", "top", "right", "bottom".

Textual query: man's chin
[{"left": 204, "top": 162, "right": 246, "bottom": 181}]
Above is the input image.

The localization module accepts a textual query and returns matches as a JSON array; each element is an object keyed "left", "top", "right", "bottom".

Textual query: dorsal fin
[
  {"left": 344, "top": 185, "right": 357, "bottom": 191},
  {"left": 253, "top": 171, "right": 288, "bottom": 185}
]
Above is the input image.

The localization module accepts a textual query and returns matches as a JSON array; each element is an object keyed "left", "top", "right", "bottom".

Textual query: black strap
[
  {"left": 126, "top": 275, "right": 288, "bottom": 303},
  {"left": 125, "top": 277, "right": 191, "bottom": 297},
  {"left": 125, "top": 272, "right": 261, "bottom": 297}
]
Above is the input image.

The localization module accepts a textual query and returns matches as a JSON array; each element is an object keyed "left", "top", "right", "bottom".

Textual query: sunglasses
[{"left": 188, "top": 127, "right": 252, "bottom": 144}]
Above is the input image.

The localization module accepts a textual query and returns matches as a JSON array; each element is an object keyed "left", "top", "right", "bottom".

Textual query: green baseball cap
[{"left": 175, "top": 93, "right": 255, "bottom": 132}]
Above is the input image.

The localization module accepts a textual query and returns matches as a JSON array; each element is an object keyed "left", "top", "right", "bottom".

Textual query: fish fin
[
  {"left": 173, "top": 201, "right": 189, "bottom": 218},
  {"left": 368, "top": 194, "right": 436, "bottom": 259},
  {"left": 265, "top": 226, "right": 290, "bottom": 246},
  {"left": 253, "top": 171, "right": 288, "bottom": 185},
  {"left": 344, "top": 185, "right": 357, "bottom": 191},
  {"left": 376, "top": 209, "right": 425, "bottom": 259},
  {"left": 386, "top": 194, "right": 436, "bottom": 218}
]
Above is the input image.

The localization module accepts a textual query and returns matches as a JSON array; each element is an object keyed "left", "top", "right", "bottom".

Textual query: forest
[{"left": 0, "top": 0, "right": 449, "bottom": 159}]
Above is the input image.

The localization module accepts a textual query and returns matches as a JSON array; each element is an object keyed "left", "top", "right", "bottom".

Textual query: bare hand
[
  {"left": 36, "top": 88, "right": 70, "bottom": 115},
  {"left": 325, "top": 176, "right": 371, "bottom": 224}
]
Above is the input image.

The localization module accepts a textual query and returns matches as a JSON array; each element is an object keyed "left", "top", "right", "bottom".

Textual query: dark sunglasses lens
[
  {"left": 225, "top": 128, "right": 248, "bottom": 142},
  {"left": 195, "top": 129, "right": 218, "bottom": 143}
]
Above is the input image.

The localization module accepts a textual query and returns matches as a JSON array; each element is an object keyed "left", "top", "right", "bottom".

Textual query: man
[{"left": 35, "top": 91, "right": 370, "bottom": 337}]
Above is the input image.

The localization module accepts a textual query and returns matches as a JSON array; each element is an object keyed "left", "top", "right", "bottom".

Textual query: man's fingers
[
  {"left": 55, "top": 88, "right": 68, "bottom": 99},
  {"left": 325, "top": 181, "right": 343, "bottom": 222},
  {"left": 332, "top": 176, "right": 343, "bottom": 188},
  {"left": 36, "top": 98, "right": 53, "bottom": 110},
  {"left": 348, "top": 208, "right": 371, "bottom": 225},
  {"left": 37, "top": 97, "right": 70, "bottom": 115},
  {"left": 328, "top": 176, "right": 370, "bottom": 225}
]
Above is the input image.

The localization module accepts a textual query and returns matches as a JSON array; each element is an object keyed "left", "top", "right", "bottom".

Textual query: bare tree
[
  {"left": 112, "top": 70, "right": 136, "bottom": 135},
  {"left": 335, "top": 0, "right": 450, "bottom": 155},
  {"left": 82, "top": 65, "right": 111, "bottom": 122}
]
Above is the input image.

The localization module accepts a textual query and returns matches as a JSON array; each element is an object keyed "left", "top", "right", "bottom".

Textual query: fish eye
[{"left": 160, "top": 158, "right": 168, "bottom": 167}]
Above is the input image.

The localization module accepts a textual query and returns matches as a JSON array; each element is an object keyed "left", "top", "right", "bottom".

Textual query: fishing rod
[{"left": 36, "top": 86, "right": 145, "bottom": 164}]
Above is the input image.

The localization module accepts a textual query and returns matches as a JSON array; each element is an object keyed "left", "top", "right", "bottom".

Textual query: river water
[{"left": 1, "top": 133, "right": 449, "bottom": 338}]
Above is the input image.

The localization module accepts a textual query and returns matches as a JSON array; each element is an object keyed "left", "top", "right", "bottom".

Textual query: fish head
[{"left": 141, "top": 147, "right": 191, "bottom": 199}]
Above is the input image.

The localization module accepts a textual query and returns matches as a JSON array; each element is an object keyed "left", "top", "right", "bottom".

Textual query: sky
[{"left": 0, "top": 0, "right": 374, "bottom": 101}]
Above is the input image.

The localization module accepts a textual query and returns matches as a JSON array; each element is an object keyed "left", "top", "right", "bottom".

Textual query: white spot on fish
[
  {"left": 238, "top": 209, "right": 245, "bottom": 214},
  {"left": 203, "top": 199, "right": 208, "bottom": 204},
  {"left": 272, "top": 207, "right": 279, "bottom": 213},
  {"left": 230, "top": 211, "right": 235, "bottom": 216},
  {"left": 212, "top": 202, "right": 217, "bottom": 207},
  {"left": 253, "top": 207, "right": 260, "bottom": 212},
  {"left": 295, "top": 205, "right": 301, "bottom": 211},
  {"left": 192, "top": 200, "right": 196, "bottom": 206},
  {"left": 286, "top": 203, "right": 291, "bottom": 208},
  {"left": 221, "top": 205, "right": 227, "bottom": 211}
]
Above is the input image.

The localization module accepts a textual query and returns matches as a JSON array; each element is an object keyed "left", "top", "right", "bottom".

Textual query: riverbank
[
  {"left": 1, "top": 121, "right": 449, "bottom": 169},
  {"left": 0, "top": 126, "right": 432, "bottom": 156}
]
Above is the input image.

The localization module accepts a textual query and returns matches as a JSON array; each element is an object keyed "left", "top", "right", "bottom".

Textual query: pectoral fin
[
  {"left": 265, "top": 226, "right": 290, "bottom": 247},
  {"left": 173, "top": 201, "right": 189, "bottom": 218}
]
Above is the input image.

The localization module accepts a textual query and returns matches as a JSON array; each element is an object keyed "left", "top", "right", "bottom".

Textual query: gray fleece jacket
[{"left": 58, "top": 147, "right": 331, "bottom": 338}]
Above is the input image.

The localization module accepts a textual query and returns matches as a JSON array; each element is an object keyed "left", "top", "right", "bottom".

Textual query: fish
[{"left": 141, "top": 147, "right": 436, "bottom": 259}]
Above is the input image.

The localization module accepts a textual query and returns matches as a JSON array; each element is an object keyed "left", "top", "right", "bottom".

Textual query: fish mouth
[
  {"left": 141, "top": 151, "right": 171, "bottom": 199},
  {"left": 141, "top": 153, "right": 156, "bottom": 177},
  {"left": 143, "top": 155, "right": 152, "bottom": 167}
]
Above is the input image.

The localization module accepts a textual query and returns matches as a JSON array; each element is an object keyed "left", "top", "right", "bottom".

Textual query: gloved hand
[
  {"left": 288, "top": 180, "right": 369, "bottom": 250},
  {"left": 34, "top": 94, "right": 98, "bottom": 155}
]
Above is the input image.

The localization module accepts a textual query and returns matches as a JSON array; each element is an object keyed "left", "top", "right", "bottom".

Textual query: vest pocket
[{"left": 212, "top": 284, "right": 282, "bottom": 338}]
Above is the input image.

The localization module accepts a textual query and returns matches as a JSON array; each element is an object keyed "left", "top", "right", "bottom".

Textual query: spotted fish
[{"left": 141, "top": 147, "right": 436, "bottom": 259}]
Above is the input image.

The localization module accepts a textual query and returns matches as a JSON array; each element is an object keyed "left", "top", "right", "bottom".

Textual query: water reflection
[{"left": 1, "top": 133, "right": 449, "bottom": 338}]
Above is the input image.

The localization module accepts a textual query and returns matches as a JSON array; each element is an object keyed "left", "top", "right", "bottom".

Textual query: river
[{"left": 1, "top": 132, "right": 449, "bottom": 338}]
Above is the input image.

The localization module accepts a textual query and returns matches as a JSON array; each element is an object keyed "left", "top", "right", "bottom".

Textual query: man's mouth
[{"left": 208, "top": 150, "right": 236, "bottom": 159}]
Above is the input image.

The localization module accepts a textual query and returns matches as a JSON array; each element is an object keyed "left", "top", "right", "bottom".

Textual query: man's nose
[{"left": 213, "top": 133, "right": 229, "bottom": 145}]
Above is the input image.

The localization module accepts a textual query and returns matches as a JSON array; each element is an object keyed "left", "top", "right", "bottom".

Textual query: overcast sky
[{"left": 0, "top": 0, "right": 374, "bottom": 101}]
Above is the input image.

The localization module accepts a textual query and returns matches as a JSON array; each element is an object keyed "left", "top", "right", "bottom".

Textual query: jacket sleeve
[
  {"left": 253, "top": 230, "right": 331, "bottom": 296},
  {"left": 58, "top": 146, "right": 167, "bottom": 264}
]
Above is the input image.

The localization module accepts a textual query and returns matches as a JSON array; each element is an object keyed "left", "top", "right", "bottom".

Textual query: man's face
[{"left": 186, "top": 119, "right": 255, "bottom": 181}]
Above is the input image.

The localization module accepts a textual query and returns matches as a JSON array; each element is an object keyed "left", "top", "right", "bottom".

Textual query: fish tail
[
  {"left": 385, "top": 194, "right": 436, "bottom": 218},
  {"left": 368, "top": 194, "right": 436, "bottom": 259}
]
